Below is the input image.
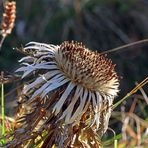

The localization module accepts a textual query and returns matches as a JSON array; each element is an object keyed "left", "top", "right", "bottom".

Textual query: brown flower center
[{"left": 54, "top": 41, "right": 119, "bottom": 95}]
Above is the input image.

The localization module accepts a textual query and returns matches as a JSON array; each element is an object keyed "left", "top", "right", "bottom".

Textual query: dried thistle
[
  {"left": 6, "top": 41, "right": 119, "bottom": 147},
  {"left": 0, "top": 1, "right": 16, "bottom": 48}
]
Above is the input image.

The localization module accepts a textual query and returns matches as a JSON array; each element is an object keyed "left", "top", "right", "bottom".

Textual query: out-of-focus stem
[
  {"left": 1, "top": 72, "right": 5, "bottom": 144},
  {"left": 0, "top": 36, "right": 6, "bottom": 49}
]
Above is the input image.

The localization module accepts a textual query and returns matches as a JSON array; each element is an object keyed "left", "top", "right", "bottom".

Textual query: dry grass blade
[
  {"left": 112, "top": 77, "right": 148, "bottom": 109},
  {"left": 101, "top": 39, "right": 148, "bottom": 55},
  {"left": 135, "top": 82, "right": 148, "bottom": 105}
]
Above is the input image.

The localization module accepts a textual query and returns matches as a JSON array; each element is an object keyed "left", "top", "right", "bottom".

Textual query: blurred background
[{"left": 0, "top": 0, "right": 148, "bottom": 146}]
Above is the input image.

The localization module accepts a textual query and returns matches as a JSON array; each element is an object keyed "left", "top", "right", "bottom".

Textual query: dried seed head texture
[{"left": 0, "top": 1, "right": 16, "bottom": 37}]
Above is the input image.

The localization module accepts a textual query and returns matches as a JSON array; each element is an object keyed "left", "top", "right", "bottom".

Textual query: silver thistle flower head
[{"left": 17, "top": 41, "right": 119, "bottom": 133}]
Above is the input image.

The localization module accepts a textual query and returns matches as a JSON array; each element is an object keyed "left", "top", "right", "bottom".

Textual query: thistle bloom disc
[{"left": 16, "top": 41, "right": 119, "bottom": 134}]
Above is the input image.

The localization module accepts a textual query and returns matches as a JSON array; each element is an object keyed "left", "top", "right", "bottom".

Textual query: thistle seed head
[
  {"left": 56, "top": 41, "right": 119, "bottom": 96},
  {"left": 16, "top": 41, "right": 119, "bottom": 135}
]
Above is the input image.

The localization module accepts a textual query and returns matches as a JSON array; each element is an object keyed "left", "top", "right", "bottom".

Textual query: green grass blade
[
  {"left": 114, "top": 139, "right": 118, "bottom": 148},
  {"left": 1, "top": 82, "right": 5, "bottom": 145}
]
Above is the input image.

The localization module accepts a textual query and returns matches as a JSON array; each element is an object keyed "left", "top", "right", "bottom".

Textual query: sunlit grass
[{"left": 0, "top": 81, "right": 5, "bottom": 145}]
